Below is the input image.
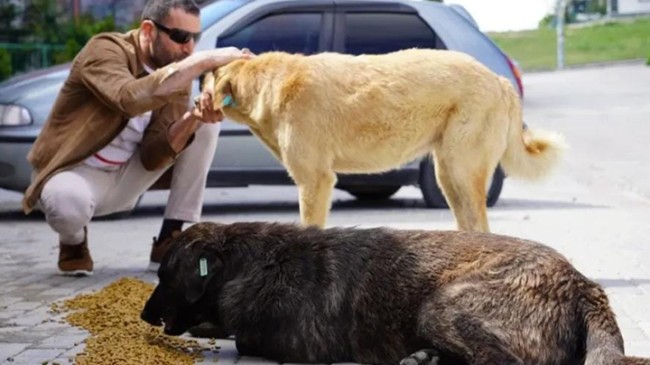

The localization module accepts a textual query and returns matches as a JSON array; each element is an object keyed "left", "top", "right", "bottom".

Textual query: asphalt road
[{"left": 0, "top": 61, "right": 649, "bottom": 363}]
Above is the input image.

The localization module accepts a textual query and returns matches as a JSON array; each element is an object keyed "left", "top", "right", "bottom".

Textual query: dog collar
[{"left": 223, "top": 94, "right": 237, "bottom": 108}]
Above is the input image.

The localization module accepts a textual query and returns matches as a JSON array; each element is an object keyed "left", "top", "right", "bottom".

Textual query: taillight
[{"left": 505, "top": 56, "right": 524, "bottom": 98}]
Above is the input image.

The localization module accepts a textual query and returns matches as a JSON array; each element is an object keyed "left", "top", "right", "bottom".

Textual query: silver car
[{"left": 0, "top": 0, "right": 523, "bottom": 212}]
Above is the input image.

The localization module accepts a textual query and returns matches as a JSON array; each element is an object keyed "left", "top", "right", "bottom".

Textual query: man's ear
[{"left": 185, "top": 253, "right": 223, "bottom": 304}]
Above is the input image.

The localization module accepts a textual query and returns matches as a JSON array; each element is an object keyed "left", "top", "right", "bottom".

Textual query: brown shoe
[
  {"left": 58, "top": 228, "right": 93, "bottom": 276},
  {"left": 148, "top": 230, "right": 181, "bottom": 272}
]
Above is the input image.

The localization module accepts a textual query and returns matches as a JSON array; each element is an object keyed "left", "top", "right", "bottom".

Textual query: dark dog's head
[{"left": 140, "top": 222, "right": 228, "bottom": 336}]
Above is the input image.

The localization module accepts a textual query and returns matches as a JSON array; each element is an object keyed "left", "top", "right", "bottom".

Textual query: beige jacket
[{"left": 23, "top": 29, "right": 193, "bottom": 213}]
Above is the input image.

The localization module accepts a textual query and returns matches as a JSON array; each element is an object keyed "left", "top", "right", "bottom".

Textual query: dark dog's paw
[{"left": 399, "top": 349, "right": 440, "bottom": 365}]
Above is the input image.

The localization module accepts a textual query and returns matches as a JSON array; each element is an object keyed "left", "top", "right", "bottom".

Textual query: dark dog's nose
[
  {"left": 141, "top": 286, "right": 164, "bottom": 326},
  {"left": 140, "top": 308, "right": 163, "bottom": 326}
]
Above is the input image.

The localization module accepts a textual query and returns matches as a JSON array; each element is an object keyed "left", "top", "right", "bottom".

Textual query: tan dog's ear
[
  {"left": 193, "top": 71, "right": 217, "bottom": 110},
  {"left": 213, "top": 75, "right": 236, "bottom": 110}
]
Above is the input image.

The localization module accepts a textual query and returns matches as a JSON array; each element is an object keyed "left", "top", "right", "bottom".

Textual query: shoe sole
[
  {"left": 148, "top": 262, "right": 161, "bottom": 272},
  {"left": 59, "top": 269, "right": 93, "bottom": 277}
]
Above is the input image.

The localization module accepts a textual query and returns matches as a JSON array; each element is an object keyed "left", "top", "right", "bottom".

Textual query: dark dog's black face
[{"left": 140, "top": 223, "right": 226, "bottom": 336}]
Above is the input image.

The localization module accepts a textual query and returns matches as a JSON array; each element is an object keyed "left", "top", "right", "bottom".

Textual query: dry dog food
[{"left": 51, "top": 277, "right": 214, "bottom": 365}]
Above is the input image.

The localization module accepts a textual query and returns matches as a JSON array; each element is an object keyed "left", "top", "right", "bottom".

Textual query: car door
[{"left": 204, "top": 1, "right": 335, "bottom": 173}]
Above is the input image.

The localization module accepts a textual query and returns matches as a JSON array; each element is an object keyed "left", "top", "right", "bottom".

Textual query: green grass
[{"left": 488, "top": 17, "right": 650, "bottom": 71}]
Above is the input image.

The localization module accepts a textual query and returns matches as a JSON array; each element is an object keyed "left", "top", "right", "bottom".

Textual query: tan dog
[{"left": 205, "top": 49, "right": 566, "bottom": 232}]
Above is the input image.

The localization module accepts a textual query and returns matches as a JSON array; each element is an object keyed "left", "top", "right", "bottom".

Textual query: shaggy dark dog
[{"left": 141, "top": 222, "right": 649, "bottom": 365}]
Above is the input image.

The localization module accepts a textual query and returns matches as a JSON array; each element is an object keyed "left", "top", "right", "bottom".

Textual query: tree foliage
[
  {"left": 54, "top": 14, "right": 118, "bottom": 63},
  {"left": 0, "top": 48, "right": 11, "bottom": 80},
  {"left": 0, "top": 0, "right": 15, "bottom": 29},
  {"left": 0, "top": 0, "right": 128, "bottom": 79}
]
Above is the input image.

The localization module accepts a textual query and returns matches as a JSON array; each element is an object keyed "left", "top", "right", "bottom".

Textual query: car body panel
[
  {"left": 0, "top": 142, "right": 33, "bottom": 191},
  {"left": 408, "top": 1, "right": 519, "bottom": 92}
]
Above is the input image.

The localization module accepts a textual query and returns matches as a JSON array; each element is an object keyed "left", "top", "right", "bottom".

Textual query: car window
[
  {"left": 218, "top": 13, "right": 323, "bottom": 55},
  {"left": 200, "top": 0, "right": 249, "bottom": 31},
  {"left": 344, "top": 13, "right": 436, "bottom": 55}
]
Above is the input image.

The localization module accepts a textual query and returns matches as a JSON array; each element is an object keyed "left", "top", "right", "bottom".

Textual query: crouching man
[{"left": 21, "top": 0, "right": 252, "bottom": 276}]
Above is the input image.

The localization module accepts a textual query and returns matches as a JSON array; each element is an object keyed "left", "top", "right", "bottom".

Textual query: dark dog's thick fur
[{"left": 141, "top": 222, "right": 649, "bottom": 365}]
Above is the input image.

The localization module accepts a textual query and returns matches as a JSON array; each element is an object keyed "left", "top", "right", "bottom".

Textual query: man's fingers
[
  {"left": 200, "top": 91, "right": 215, "bottom": 113},
  {"left": 242, "top": 48, "right": 256, "bottom": 57},
  {"left": 192, "top": 107, "right": 224, "bottom": 124},
  {"left": 200, "top": 93, "right": 209, "bottom": 112}
]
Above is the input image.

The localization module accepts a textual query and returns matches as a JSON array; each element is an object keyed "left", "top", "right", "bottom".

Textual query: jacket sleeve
[
  {"left": 78, "top": 36, "right": 186, "bottom": 118},
  {"left": 139, "top": 93, "right": 196, "bottom": 171}
]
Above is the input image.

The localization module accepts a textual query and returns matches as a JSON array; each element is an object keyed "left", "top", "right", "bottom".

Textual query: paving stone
[
  {"left": 5, "top": 301, "right": 45, "bottom": 312},
  {"left": 0, "top": 310, "right": 23, "bottom": 321},
  {"left": 0, "top": 297, "right": 22, "bottom": 308},
  {"left": 0, "top": 343, "right": 30, "bottom": 363},
  {"left": 4, "top": 348, "right": 65, "bottom": 365},
  {"left": 54, "top": 342, "right": 86, "bottom": 361},
  {"left": 33, "top": 332, "right": 87, "bottom": 349}
]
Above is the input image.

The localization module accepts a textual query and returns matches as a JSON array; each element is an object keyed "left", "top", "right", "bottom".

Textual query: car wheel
[
  {"left": 418, "top": 157, "right": 505, "bottom": 208},
  {"left": 342, "top": 186, "right": 401, "bottom": 201}
]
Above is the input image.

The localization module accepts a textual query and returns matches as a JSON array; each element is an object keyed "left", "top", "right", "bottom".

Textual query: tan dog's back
[{"left": 268, "top": 49, "right": 505, "bottom": 172}]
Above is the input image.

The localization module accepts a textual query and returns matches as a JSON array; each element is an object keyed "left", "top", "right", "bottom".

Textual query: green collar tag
[
  {"left": 199, "top": 258, "right": 208, "bottom": 277},
  {"left": 223, "top": 94, "right": 237, "bottom": 107}
]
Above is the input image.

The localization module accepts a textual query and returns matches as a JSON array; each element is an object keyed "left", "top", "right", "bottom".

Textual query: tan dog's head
[
  {"left": 209, "top": 58, "right": 257, "bottom": 126},
  {"left": 209, "top": 52, "right": 301, "bottom": 128}
]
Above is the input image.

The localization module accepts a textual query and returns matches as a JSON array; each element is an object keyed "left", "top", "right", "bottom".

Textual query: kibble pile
[{"left": 51, "top": 277, "right": 214, "bottom": 365}]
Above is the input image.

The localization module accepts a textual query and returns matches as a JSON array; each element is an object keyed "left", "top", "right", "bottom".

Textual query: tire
[
  {"left": 342, "top": 186, "right": 401, "bottom": 201},
  {"left": 486, "top": 167, "right": 505, "bottom": 207},
  {"left": 418, "top": 157, "right": 505, "bottom": 209}
]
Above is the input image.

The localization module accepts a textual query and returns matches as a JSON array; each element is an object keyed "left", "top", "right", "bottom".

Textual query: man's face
[{"left": 145, "top": 8, "right": 200, "bottom": 68}]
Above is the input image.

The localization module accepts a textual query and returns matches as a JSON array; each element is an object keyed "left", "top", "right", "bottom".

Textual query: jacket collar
[{"left": 129, "top": 29, "right": 151, "bottom": 77}]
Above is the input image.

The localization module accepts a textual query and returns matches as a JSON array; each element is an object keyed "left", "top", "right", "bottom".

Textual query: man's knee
[
  {"left": 190, "top": 123, "right": 220, "bottom": 151},
  {"left": 173, "top": 123, "right": 219, "bottom": 173},
  {"left": 41, "top": 184, "right": 94, "bottom": 232}
]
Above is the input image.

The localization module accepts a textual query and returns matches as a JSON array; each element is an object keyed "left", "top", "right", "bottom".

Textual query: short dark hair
[{"left": 141, "top": 0, "right": 200, "bottom": 22}]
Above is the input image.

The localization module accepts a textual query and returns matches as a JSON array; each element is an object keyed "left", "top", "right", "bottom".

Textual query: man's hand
[
  {"left": 192, "top": 90, "right": 223, "bottom": 123},
  {"left": 190, "top": 48, "right": 255, "bottom": 123},
  {"left": 155, "top": 47, "right": 254, "bottom": 98},
  {"left": 197, "top": 47, "right": 255, "bottom": 70}
]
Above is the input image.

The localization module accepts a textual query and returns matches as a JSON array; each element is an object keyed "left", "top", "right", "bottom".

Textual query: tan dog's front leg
[{"left": 292, "top": 171, "right": 337, "bottom": 228}]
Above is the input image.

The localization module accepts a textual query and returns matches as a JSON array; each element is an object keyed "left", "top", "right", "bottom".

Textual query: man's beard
[{"left": 149, "top": 39, "right": 183, "bottom": 68}]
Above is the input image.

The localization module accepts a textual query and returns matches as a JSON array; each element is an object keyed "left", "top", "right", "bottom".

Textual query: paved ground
[{"left": 1, "top": 62, "right": 650, "bottom": 364}]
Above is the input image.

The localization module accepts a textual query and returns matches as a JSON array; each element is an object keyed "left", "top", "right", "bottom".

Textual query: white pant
[{"left": 38, "top": 123, "right": 220, "bottom": 245}]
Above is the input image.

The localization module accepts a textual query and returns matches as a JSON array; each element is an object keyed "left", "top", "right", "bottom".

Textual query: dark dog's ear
[{"left": 185, "top": 252, "right": 223, "bottom": 304}]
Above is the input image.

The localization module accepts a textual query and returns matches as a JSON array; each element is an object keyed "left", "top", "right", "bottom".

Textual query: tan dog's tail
[
  {"left": 498, "top": 78, "right": 566, "bottom": 181},
  {"left": 581, "top": 284, "right": 650, "bottom": 365}
]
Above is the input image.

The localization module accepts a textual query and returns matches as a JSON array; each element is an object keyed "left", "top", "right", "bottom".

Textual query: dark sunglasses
[{"left": 148, "top": 19, "right": 201, "bottom": 44}]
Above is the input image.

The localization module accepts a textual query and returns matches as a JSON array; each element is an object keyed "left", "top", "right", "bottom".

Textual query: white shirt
[{"left": 84, "top": 64, "right": 155, "bottom": 171}]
